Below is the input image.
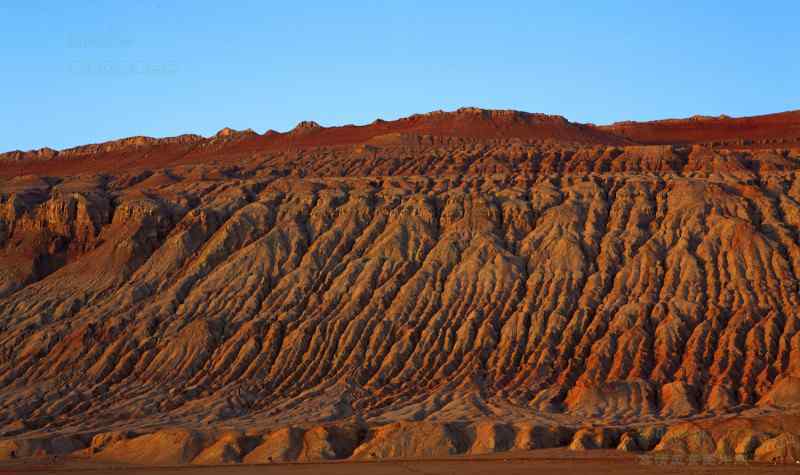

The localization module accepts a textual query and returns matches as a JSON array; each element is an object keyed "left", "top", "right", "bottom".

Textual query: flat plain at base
[{"left": 2, "top": 449, "right": 799, "bottom": 475}]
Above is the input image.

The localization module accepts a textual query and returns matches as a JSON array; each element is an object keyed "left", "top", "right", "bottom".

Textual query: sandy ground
[{"left": 2, "top": 450, "right": 798, "bottom": 475}]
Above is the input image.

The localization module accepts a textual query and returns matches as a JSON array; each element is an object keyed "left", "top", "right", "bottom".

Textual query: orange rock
[
  {"left": 351, "top": 422, "right": 465, "bottom": 460},
  {"left": 2, "top": 107, "right": 800, "bottom": 465},
  {"left": 92, "top": 429, "right": 206, "bottom": 465},
  {"left": 754, "top": 433, "right": 800, "bottom": 463},
  {"left": 242, "top": 427, "right": 304, "bottom": 463}
]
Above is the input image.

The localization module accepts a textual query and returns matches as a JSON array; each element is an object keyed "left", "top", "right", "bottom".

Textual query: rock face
[
  {"left": 616, "top": 433, "right": 639, "bottom": 452},
  {"left": 92, "top": 429, "right": 206, "bottom": 465},
  {"left": 3, "top": 108, "right": 800, "bottom": 464},
  {"left": 569, "top": 428, "right": 619, "bottom": 450},
  {"left": 242, "top": 427, "right": 305, "bottom": 463},
  {"left": 650, "top": 415, "right": 800, "bottom": 461},
  {"left": 513, "top": 423, "right": 573, "bottom": 450},
  {"left": 352, "top": 422, "right": 465, "bottom": 459},
  {"left": 466, "top": 421, "right": 516, "bottom": 454},
  {"left": 753, "top": 433, "right": 800, "bottom": 463},
  {"left": 192, "top": 431, "right": 259, "bottom": 465},
  {"left": 0, "top": 435, "right": 85, "bottom": 460}
]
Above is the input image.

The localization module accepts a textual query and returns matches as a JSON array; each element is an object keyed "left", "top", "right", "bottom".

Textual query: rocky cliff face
[{"left": 3, "top": 109, "right": 800, "bottom": 464}]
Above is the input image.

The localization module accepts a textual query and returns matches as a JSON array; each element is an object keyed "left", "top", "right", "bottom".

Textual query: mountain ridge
[{"left": 5, "top": 107, "right": 800, "bottom": 164}]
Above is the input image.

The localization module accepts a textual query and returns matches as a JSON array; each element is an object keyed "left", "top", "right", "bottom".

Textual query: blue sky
[{"left": 1, "top": 1, "right": 798, "bottom": 151}]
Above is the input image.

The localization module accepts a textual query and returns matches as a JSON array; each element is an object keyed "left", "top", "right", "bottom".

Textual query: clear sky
[{"left": 1, "top": 0, "right": 798, "bottom": 151}]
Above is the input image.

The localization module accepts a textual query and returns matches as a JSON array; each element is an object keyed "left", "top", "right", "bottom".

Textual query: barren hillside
[{"left": 3, "top": 108, "right": 800, "bottom": 464}]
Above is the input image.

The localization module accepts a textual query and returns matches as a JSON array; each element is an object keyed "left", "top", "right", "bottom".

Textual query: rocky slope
[
  {"left": 3, "top": 108, "right": 800, "bottom": 464},
  {"left": 602, "top": 110, "right": 800, "bottom": 147}
]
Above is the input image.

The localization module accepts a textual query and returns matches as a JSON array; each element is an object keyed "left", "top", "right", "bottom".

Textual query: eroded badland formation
[{"left": 3, "top": 108, "right": 800, "bottom": 464}]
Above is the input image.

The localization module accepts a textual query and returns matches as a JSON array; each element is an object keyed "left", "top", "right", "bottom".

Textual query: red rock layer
[
  {"left": 601, "top": 110, "right": 800, "bottom": 147},
  {"left": 3, "top": 107, "right": 798, "bottom": 178}
]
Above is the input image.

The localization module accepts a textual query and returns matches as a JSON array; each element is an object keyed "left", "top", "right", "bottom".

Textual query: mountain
[
  {"left": 601, "top": 110, "right": 800, "bottom": 146},
  {"left": 2, "top": 108, "right": 800, "bottom": 464}
]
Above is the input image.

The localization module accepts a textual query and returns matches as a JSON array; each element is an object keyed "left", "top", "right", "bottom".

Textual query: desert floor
[{"left": 2, "top": 449, "right": 797, "bottom": 475}]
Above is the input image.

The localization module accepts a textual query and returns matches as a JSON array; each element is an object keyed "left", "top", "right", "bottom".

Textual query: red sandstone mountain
[
  {"left": 3, "top": 108, "right": 800, "bottom": 465},
  {"left": 602, "top": 110, "right": 800, "bottom": 146}
]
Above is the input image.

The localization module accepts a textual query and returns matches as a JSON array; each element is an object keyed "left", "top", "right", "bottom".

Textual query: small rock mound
[
  {"left": 0, "top": 436, "right": 85, "bottom": 460},
  {"left": 653, "top": 423, "right": 715, "bottom": 455},
  {"left": 467, "top": 421, "right": 515, "bottom": 454},
  {"left": 92, "top": 428, "right": 206, "bottom": 465},
  {"left": 754, "top": 433, "right": 800, "bottom": 463},
  {"left": 215, "top": 127, "right": 237, "bottom": 138},
  {"left": 351, "top": 421, "right": 465, "bottom": 460},
  {"left": 290, "top": 121, "right": 323, "bottom": 134},
  {"left": 214, "top": 127, "right": 257, "bottom": 139},
  {"left": 242, "top": 423, "right": 364, "bottom": 464},
  {"left": 297, "top": 423, "right": 365, "bottom": 462},
  {"left": 617, "top": 433, "right": 640, "bottom": 451},
  {"left": 569, "top": 428, "right": 619, "bottom": 450},
  {"left": 513, "top": 423, "right": 573, "bottom": 450},
  {"left": 192, "top": 431, "right": 259, "bottom": 465},
  {"left": 631, "top": 425, "right": 667, "bottom": 451},
  {"left": 242, "top": 427, "right": 304, "bottom": 463},
  {"left": 89, "top": 430, "right": 137, "bottom": 454}
]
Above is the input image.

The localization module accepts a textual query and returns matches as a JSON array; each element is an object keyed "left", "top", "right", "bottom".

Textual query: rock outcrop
[
  {"left": 569, "top": 428, "right": 620, "bottom": 450},
  {"left": 753, "top": 433, "right": 800, "bottom": 463},
  {"left": 242, "top": 427, "right": 305, "bottom": 464},
  {"left": 352, "top": 422, "right": 465, "bottom": 459},
  {"left": 191, "top": 431, "right": 259, "bottom": 465},
  {"left": 92, "top": 429, "right": 206, "bottom": 465}
]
